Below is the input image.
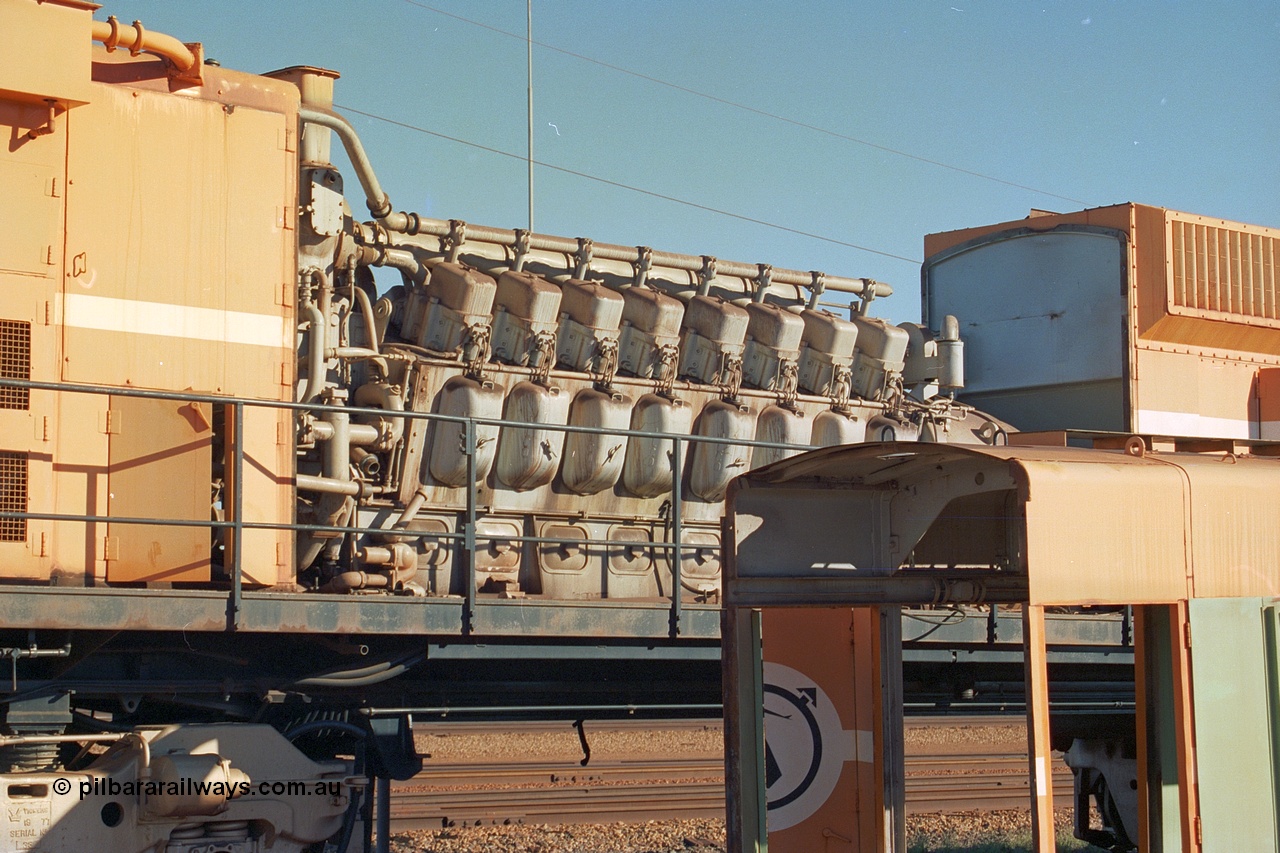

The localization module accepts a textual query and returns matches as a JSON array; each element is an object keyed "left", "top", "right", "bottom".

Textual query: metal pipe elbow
[
  {"left": 353, "top": 382, "right": 405, "bottom": 451},
  {"left": 298, "top": 106, "right": 392, "bottom": 220},
  {"left": 92, "top": 17, "right": 196, "bottom": 72}
]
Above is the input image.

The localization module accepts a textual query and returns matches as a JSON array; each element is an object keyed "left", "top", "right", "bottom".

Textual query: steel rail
[
  {"left": 385, "top": 760, "right": 1076, "bottom": 829},
  {"left": 395, "top": 753, "right": 1045, "bottom": 789}
]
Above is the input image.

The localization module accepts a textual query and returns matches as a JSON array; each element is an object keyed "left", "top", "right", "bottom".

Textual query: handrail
[
  {"left": 1, "top": 376, "right": 845, "bottom": 449},
  {"left": 0, "top": 375, "right": 839, "bottom": 637}
]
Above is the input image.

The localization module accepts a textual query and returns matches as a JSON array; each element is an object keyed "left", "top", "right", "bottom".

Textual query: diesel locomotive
[{"left": 4, "top": 3, "right": 1277, "bottom": 850}]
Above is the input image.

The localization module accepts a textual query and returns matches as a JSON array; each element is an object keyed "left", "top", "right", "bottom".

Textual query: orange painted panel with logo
[{"left": 761, "top": 607, "right": 883, "bottom": 851}]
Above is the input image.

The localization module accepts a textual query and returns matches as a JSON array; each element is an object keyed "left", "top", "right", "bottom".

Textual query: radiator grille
[
  {"left": 0, "top": 452, "right": 27, "bottom": 543},
  {"left": 0, "top": 320, "right": 31, "bottom": 410},
  {"left": 1171, "top": 219, "right": 1280, "bottom": 323}
]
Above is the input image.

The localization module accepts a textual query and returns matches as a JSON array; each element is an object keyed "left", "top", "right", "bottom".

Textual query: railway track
[
  {"left": 413, "top": 715, "right": 1007, "bottom": 736},
  {"left": 389, "top": 752, "right": 1074, "bottom": 830}
]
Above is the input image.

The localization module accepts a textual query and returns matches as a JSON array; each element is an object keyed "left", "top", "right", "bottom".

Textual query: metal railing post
[
  {"left": 463, "top": 418, "right": 477, "bottom": 635},
  {"left": 228, "top": 400, "right": 244, "bottom": 631},
  {"left": 670, "top": 434, "right": 683, "bottom": 637}
]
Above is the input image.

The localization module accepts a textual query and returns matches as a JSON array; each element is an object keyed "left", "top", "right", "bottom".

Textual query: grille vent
[
  {"left": 1171, "top": 219, "right": 1280, "bottom": 323},
  {"left": 0, "top": 451, "right": 27, "bottom": 543},
  {"left": 0, "top": 320, "right": 31, "bottom": 410}
]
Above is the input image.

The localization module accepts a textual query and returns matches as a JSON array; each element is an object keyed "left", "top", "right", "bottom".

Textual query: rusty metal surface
[
  {"left": 728, "top": 441, "right": 1280, "bottom": 607},
  {"left": 1175, "top": 453, "right": 1280, "bottom": 599},
  {"left": 0, "top": 586, "right": 721, "bottom": 638},
  {"left": 724, "top": 574, "right": 1028, "bottom": 608}
]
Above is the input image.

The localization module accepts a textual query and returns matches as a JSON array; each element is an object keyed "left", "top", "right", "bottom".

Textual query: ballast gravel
[
  {"left": 389, "top": 809, "right": 1095, "bottom": 852},
  {"left": 395, "top": 721, "right": 1101, "bottom": 852}
]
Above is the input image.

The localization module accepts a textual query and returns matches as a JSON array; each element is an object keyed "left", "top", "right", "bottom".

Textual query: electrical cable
[
  {"left": 402, "top": 0, "right": 1091, "bottom": 206},
  {"left": 290, "top": 652, "right": 425, "bottom": 689},
  {"left": 335, "top": 103, "right": 921, "bottom": 264},
  {"left": 902, "top": 607, "right": 967, "bottom": 642}
]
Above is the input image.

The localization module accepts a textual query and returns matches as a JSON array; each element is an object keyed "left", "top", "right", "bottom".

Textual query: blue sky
[{"left": 98, "top": 1, "right": 1278, "bottom": 320}]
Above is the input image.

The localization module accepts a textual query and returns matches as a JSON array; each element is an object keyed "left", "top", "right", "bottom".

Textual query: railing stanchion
[
  {"left": 0, "top": 375, "right": 817, "bottom": 639},
  {"left": 229, "top": 400, "right": 244, "bottom": 631},
  {"left": 463, "top": 418, "right": 477, "bottom": 635},
  {"left": 670, "top": 435, "right": 683, "bottom": 637}
]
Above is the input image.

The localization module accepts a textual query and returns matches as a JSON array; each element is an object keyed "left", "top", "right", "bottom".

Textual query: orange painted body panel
[
  {"left": 63, "top": 52, "right": 297, "bottom": 398},
  {"left": 0, "top": 69, "right": 69, "bottom": 580},
  {"left": 0, "top": 13, "right": 297, "bottom": 584},
  {"left": 1019, "top": 455, "right": 1191, "bottom": 605},
  {"left": 738, "top": 441, "right": 1280, "bottom": 606},
  {"left": 105, "top": 397, "right": 212, "bottom": 583},
  {"left": 923, "top": 204, "right": 1135, "bottom": 261},
  {"left": 50, "top": 391, "right": 109, "bottom": 583},
  {"left": 1259, "top": 368, "right": 1280, "bottom": 439},
  {"left": 0, "top": 0, "right": 95, "bottom": 106},
  {"left": 1132, "top": 347, "right": 1261, "bottom": 438},
  {"left": 1022, "top": 604, "right": 1056, "bottom": 850},
  {"left": 1175, "top": 454, "right": 1280, "bottom": 599},
  {"left": 225, "top": 406, "right": 294, "bottom": 587},
  {"left": 1009, "top": 447, "right": 1280, "bottom": 603},
  {"left": 761, "top": 607, "right": 882, "bottom": 851}
]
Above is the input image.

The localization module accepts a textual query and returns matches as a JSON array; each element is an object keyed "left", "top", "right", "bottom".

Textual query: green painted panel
[
  {"left": 1267, "top": 605, "right": 1280, "bottom": 834},
  {"left": 1189, "top": 597, "right": 1278, "bottom": 853},
  {"left": 1142, "top": 604, "right": 1183, "bottom": 851}
]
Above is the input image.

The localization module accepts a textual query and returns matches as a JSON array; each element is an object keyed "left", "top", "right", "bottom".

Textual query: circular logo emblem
[{"left": 763, "top": 662, "right": 858, "bottom": 832}]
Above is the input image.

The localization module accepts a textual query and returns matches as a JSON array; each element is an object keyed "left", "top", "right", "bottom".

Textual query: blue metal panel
[{"left": 923, "top": 227, "right": 1128, "bottom": 431}]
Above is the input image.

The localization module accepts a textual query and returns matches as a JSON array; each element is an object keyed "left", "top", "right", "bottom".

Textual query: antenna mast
[{"left": 526, "top": 0, "right": 534, "bottom": 230}]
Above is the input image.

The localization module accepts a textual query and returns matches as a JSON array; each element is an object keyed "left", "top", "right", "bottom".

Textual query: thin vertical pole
[
  {"left": 670, "top": 435, "right": 683, "bottom": 637},
  {"left": 526, "top": 0, "right": 534, "bottom": 231},
  {"left": 723, "top": 605, "right": 765, "bottom": 853},
  {"left": 880, "top": 606, "right": 905, "bottom": 853},
  {"left": 463, "top": 419, "right": 477, "bottom": 635},
  {"left": 1133, "top": 605, "right": 1155, "bottom": 853},
  {"left": 374, "top": 776, "right": 390, "bottom": 853},
  {"left": 228, "top": 401, "right": 244, "bottom": 631},
  {"left": 1023, "top": 602, "right": 1055, "bottom": 851},
  {"left": 1170, "top": 600, "right": 1202, "bottom": 853}
]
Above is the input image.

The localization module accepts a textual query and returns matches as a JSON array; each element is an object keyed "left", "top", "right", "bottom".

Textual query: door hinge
[
  {"left": 103, "top": 536, "right": 119, "bottom": 561},
  {"left": 100, "top": 409, "right": 121, "bottom": 435},
  {"left": 1183, "top": 621, "right": 1192, "bottom": 649}
]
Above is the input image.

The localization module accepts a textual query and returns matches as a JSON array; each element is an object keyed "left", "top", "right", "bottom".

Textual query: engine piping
[
  {"left": 91, "top": 16, "right": 198, "bottom": 75},
  {"left": 299, "top": 106, "right": 393, "bottom": 220},
  {"left": 302, "top": 104, "right": 889, "bottom": 300}
]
